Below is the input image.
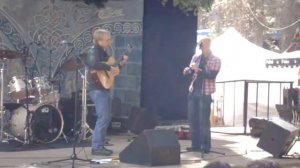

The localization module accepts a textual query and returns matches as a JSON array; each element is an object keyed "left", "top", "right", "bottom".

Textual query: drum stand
[
  {"left": 0, "top": 61, "right": 5, "bottom": 141},
  {"left": 0, "top": 60, "right": 24, "bottom": 144}
]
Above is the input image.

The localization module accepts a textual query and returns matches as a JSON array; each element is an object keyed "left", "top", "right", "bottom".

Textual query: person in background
[
  {"left": 246, "top": 160, "right": 281, "bottom": 168},
  {"left": 204, "top": 161, "right": 231, "bottom": 168}
]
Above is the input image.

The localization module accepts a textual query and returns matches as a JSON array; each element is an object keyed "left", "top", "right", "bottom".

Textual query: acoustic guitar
[{"left": 90, "top": 44, "right": 132, "bottom": 89}]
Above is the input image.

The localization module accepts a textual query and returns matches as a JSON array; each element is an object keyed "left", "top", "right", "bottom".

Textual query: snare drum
[
  {"left": 9, "top": 104, "right": 64, "bottom": 143},
  {"left": 8, "top": 76, "right": 34, "bottom": 100},
  {"left": 33, "top": 76, "right": 51, "bottom": 96}
]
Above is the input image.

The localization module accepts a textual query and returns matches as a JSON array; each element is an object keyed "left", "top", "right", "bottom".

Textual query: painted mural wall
[{"left": 0, "top": 0, "right": 143, "bottom": 106}]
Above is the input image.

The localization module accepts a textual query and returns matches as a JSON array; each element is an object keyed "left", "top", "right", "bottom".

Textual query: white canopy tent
[
  {"left": 267, "top": 50, "right": 300, "bottom": 60},
  {"left": 277, "top": 51, "right": 300, "bottom": 58},
  {"left": 209, "top": 28, "right": 298, "bottom": 128},
  {"left": 211, "top": 27, "right": 298, "bottom": 82}
]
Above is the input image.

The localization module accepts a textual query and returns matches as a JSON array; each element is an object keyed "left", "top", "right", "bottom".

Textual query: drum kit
[{"left": 0, "top": 49, "right": 90, "bottom": 145}]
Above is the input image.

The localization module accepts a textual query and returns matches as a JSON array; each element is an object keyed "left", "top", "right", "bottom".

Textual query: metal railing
[{"left": 214, "top": 80, "right": 293, "bottom": 134}]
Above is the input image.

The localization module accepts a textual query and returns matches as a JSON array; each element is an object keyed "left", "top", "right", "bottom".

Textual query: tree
[
  {"left": 198, "top": 0, "right": 300, "bottom": 52},
  {"left": 63, "top": 0, "right": 215, "bottom": 12},
  {"left": 160, "top": 0, "right": 214, "bottom": 14},
  {"left": 62, "top": 0, "right": 108, "bottom": 8}
]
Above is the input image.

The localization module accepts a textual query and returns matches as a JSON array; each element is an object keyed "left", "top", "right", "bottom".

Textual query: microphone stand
[
  {"left": 48, "top": 49, "right": 53, "bottom": 83},
  {"left": 34, "top": 46, "right": 41, "bottom": 77},
  {"left": 44, "top": 44, "right": 90, "bottom": 167},
  {"left": 23, "top": 42, "right": 36, "bottom": 145},
  {"left": 73, "top": 52, "right": 92, "bottom": 141}
]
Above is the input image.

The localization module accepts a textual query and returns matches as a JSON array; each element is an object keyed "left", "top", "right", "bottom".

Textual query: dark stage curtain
[{"left": 141, "top": 0, "right": 197, "bottom": 120}]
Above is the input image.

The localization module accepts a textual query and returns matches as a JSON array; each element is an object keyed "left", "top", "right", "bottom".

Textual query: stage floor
[{"left": 0, "top": 129, "right": 299, "bottom": 168}]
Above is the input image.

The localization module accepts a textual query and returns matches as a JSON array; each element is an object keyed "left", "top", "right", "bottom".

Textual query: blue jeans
[
  {"left": 188, "top": 90, "right": 212, "bottom": 151},
  {"left": 89, "top": 90, "right": 111, "bottom": 150}
]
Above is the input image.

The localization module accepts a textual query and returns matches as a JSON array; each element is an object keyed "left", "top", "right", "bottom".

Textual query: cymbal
[
  {"left": 4, "top": 102, "right": 22, "bottom": 111},
  {"left": 0, "top": 49, "right": 23, "bottom": 59},
  {"left": 61, "top": 53, "right": 87, "bottom": 71}
]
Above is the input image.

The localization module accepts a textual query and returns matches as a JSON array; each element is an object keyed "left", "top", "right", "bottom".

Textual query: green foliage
[
  {"left": 199, "top": 0, "right": 299, "bottom": 51},
  {"left": 62, "top": 0, "right": 214, "bottom": 14},
  {"left": 62, "top": 0, "right": 108, "bottom": 8},
  {"left": 161, "top": 0, "right": 214, "bottom": 15}
]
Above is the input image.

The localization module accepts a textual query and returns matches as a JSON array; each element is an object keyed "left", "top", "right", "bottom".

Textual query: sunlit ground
[{"left": 0, "top": 127, "right": 299, "bottom": 168}]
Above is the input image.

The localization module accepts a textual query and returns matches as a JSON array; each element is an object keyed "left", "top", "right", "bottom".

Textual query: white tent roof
[
  {"left": 271, "top": 50, "right": 300, "bottom": 59},
  {"left": 211, "top": 27, "right": 297, "bottom": 83}
]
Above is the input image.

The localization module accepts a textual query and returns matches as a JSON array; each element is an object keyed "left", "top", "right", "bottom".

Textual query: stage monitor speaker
[
  {"left": 275, "top": 104, "right": 293, "bottom": 122},
  {"left": 128, "top": 107, "right": 159, "bottom": 135},
  {"left": 119, "top": 129, "right": 180, "bottom": 166},
  {"left": 257, "top": 118, "right": 299, "bottom": 158}
]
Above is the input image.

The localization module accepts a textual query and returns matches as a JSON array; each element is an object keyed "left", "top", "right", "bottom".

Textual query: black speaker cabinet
[
  {"left": 119, "top": 129, "right": 180, "bottom": 166},
  {"left": 257, "top": 119, "right": 299, "bottom": 158},
  {"left": 128, "top": 107, "right": 159, "bottom": 135}
]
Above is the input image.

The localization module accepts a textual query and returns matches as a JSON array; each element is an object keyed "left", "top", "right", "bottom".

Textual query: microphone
[
  {"left": 60, "top": 40, "right": 73, "bottom": 46},
  {"left": 35, "top": 35, "right": 42, "bottom": 45},
  {"left": 27, "top": 35, "right": 42, "bottom": 46}
]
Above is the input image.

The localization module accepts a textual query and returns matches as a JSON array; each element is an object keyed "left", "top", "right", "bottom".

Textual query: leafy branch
[
  {"left": 160, "top": 0, "right": 214, "bottom": 14},
  {"left": 61, "top": 0, "right": 108, "bottom": 8}
]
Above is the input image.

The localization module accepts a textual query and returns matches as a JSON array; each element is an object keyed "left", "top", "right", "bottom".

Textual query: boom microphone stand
[
  {"left": 23, "top": 42, "right": 36, "bottom": 145},
  {"left": 44, "top": 44, "right": 90, "bottom": 167},
  {"left": 79, "top": 62, "right": 93, "bottom": 140}
]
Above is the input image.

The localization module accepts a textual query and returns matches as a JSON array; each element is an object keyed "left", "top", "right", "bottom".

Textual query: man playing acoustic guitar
[{"left": 87, "top": 28, "right": 128, "bottom": 156}]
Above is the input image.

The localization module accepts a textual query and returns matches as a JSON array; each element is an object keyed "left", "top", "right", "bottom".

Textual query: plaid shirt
[{"left": 188, "top": 53, "right": 221, "bottom": 95}]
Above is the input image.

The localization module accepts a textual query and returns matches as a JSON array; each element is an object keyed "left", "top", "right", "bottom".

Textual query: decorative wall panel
[{"left": 0, "top": 0, "right": 143, "bottom": 106}]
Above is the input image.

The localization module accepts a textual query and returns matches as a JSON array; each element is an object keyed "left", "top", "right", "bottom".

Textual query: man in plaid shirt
[{"left": 183, "top": 37, "right": 221, "bottom": 153}]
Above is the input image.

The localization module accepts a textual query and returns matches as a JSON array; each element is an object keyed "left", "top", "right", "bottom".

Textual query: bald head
[{"left": 199, "top": 37, "right": 212, "bottom": 56}]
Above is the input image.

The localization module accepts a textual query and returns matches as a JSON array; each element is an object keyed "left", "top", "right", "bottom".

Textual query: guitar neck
[
  {"left": 117, "top": 58, "right": 127, "bottom": 69},
  {"left": 115, "top": 44, "right": 131, "bottom": 69}
]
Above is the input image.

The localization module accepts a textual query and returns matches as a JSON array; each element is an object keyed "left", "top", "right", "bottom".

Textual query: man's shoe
[
  {"left": 91, "top": 147, "right": 113, "bottom": 156},
  {"left": 186, "top": 147, "right": 202, "bottom": 152},
  {"left": 103, "top": 147, "right": 113, "bottom": 153},
  {"left": 203, "top": 150, "right": 210, "bottom": 154}
]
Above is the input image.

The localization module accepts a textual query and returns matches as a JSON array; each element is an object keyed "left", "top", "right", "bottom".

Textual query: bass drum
[{"left": 10, "top": 104, "right": 64, "bottom": 143}]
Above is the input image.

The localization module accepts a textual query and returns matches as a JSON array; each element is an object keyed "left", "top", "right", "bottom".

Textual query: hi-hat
[
  {"left": 0, "top": 49, "right": 23, "bottom": 59},
  {"left": 61, "top": 53, "right": 87, "bottom": 71}
]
